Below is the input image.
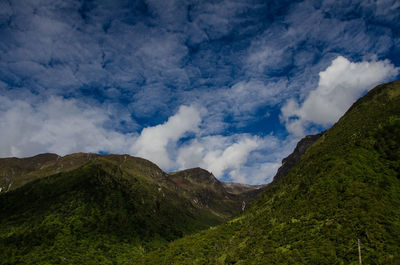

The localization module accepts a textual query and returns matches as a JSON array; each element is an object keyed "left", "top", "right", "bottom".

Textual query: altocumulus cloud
[
  {"left": 1, "top": 0, "right": 400, "bottom": 184},
  {"left": 281, "top": 56, "right": 399, "bottom": 136}
]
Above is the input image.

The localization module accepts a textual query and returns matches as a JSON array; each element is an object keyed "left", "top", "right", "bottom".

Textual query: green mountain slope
[
  {"left": 0, "top": 154, "right": 263, "bottom": 264},
  {"left": 138, "top": 80, "right": 400, "bottom": 264},
  {"left": 0, "top": 158, "right": 221, "bottom": 264}
]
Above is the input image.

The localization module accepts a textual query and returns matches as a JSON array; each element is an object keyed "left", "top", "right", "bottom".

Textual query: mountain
[
  {"left": 138, "top": 80, "right": 400, "bottom": 264},
  {"left": 169, "top": 168, "right": 265, "bottom": 219},
  {"left": 0, "top": 153, "right": 263, "bottom": 264},
  {"left": 0, "top": 152, "right": 99, "bottom": 192}
]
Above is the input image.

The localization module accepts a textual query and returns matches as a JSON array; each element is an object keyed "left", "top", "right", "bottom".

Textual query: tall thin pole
[{"left": 358, "top": 239, "right": 362, "bottom": 264}]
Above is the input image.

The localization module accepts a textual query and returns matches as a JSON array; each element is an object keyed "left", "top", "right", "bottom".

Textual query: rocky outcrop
[{"left": 271, "top": 132, "right": 324, "bottom": 184}]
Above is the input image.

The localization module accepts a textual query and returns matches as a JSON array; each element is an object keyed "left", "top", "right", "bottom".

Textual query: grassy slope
[
  {"left": 138, "top": 81, "right": 400, "bottom": 264},
  {"left": 0, "top": 158, "right": 223, "bottom": 264}
]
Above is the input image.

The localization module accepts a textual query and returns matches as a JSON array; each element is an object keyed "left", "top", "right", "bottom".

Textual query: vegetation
[
  {"left": 0, "top": 153, "right": 259, "bottom": 264},
  {"left": 0, "top": 158, "right": 223, "bottom": 264},
  {"left": 137, "top": 81, "right": 400, "bottom": 264}
]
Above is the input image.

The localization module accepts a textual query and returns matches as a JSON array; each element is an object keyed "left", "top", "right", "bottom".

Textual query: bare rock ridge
[{"left": 271, "top": 132, "right": 324, "bottom": 184}]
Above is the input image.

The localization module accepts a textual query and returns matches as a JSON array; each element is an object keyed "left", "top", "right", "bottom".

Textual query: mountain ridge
[{"left": 0, "top": 152, "right": 266, "bottom": 264}]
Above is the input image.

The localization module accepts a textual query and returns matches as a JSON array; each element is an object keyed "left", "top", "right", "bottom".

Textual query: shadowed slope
[
  {"left": 0, "top": 154, "right": 265, "bottom": 264},
  {"left": 0, "top": 158, "right": 224, "bottom": 264}
]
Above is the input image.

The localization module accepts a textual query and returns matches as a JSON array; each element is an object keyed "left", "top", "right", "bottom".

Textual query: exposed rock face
[{"left": 271, "top": 132, "right": 324, "bottom": 184}]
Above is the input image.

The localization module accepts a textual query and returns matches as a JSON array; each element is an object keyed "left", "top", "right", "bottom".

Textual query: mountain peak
[{"left": 169, "top": 167, "right": 219, "bottom": 184}]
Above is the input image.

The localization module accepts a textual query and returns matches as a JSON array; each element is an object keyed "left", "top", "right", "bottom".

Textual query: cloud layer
[{"left": 0, "top": 0, "right": 399, "bottom": 183}]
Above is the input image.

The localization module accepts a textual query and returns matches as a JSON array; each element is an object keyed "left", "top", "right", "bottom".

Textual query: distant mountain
[
  {"left": 138, "top": 80, "right": 400, "bottom": 264},
  {"left": 0, "top": 153, "right": 263, "bottom": 264},
  {"left": 169, "top": 167, "right": 265, "bottom": 218}
]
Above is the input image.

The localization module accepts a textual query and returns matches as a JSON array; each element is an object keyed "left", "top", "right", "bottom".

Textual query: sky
[{"left": 0, "top": 0, "right": 399, "bottom": 184}]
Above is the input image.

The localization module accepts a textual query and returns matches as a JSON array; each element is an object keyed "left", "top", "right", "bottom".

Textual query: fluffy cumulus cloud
[
  {"left": 178, "top": 135, "right": 259, "bottom": 178},
  {"left": 130, "top": 109, "right": 287, "bottom": 184},
  {"left": 130, "top": 105, "right": 201, "bottom": 169},
  {"left": 176, "top": 134, "right": 289, "bottom": 184},
  {"left": 281, "top": 56, "right": 399, "bottom": 136}
]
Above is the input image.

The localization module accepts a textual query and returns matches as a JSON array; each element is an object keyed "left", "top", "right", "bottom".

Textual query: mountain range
[
  {"left": 0, "top": 152, "right": 264, "bottom": 264},
  {"left": 1, "top": 80, "right": 399, "bottom": 264}
]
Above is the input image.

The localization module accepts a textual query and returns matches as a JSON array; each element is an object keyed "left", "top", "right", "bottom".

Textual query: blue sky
[{"left": 0, "top": 0, "right": 399, "bottom": 184}]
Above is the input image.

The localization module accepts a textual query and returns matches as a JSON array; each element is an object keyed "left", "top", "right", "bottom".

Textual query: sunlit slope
[
  {"left": 0, "top": 153, "right": 98, "bottom": 191},
  {"left": 138, "top": 80, "right": 400, "bottom": 264}
]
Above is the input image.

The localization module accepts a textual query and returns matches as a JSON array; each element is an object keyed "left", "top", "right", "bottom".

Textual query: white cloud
[
  {"left": 203, "top": 137, "right": 260, "bottom": 178},
  {"left": 233, "top": 162, "right": 281, "bottom": 185},
  {"left": 177, "top": 135, "right": 259, "bottom": 181},
  {"left": 176, "top": 134, "right": 288, "bottom": 184},
  {"left": 226, "top": 80, "right": 284, "bottom": 115},
  {"left": 281, "top": 56, "right": 399, "bottom": 136},
  {"left": 129, "top": 105, "right": 201, "bottom": 169},
  {"left": 0, "top": 96, "right": 131, "bottom": 157},
  {"left": 189, "top": 0, "right": 251, "bottom": 40},
  {"left": 176, "top": 139, "right": 205, "bottom": 170}
]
